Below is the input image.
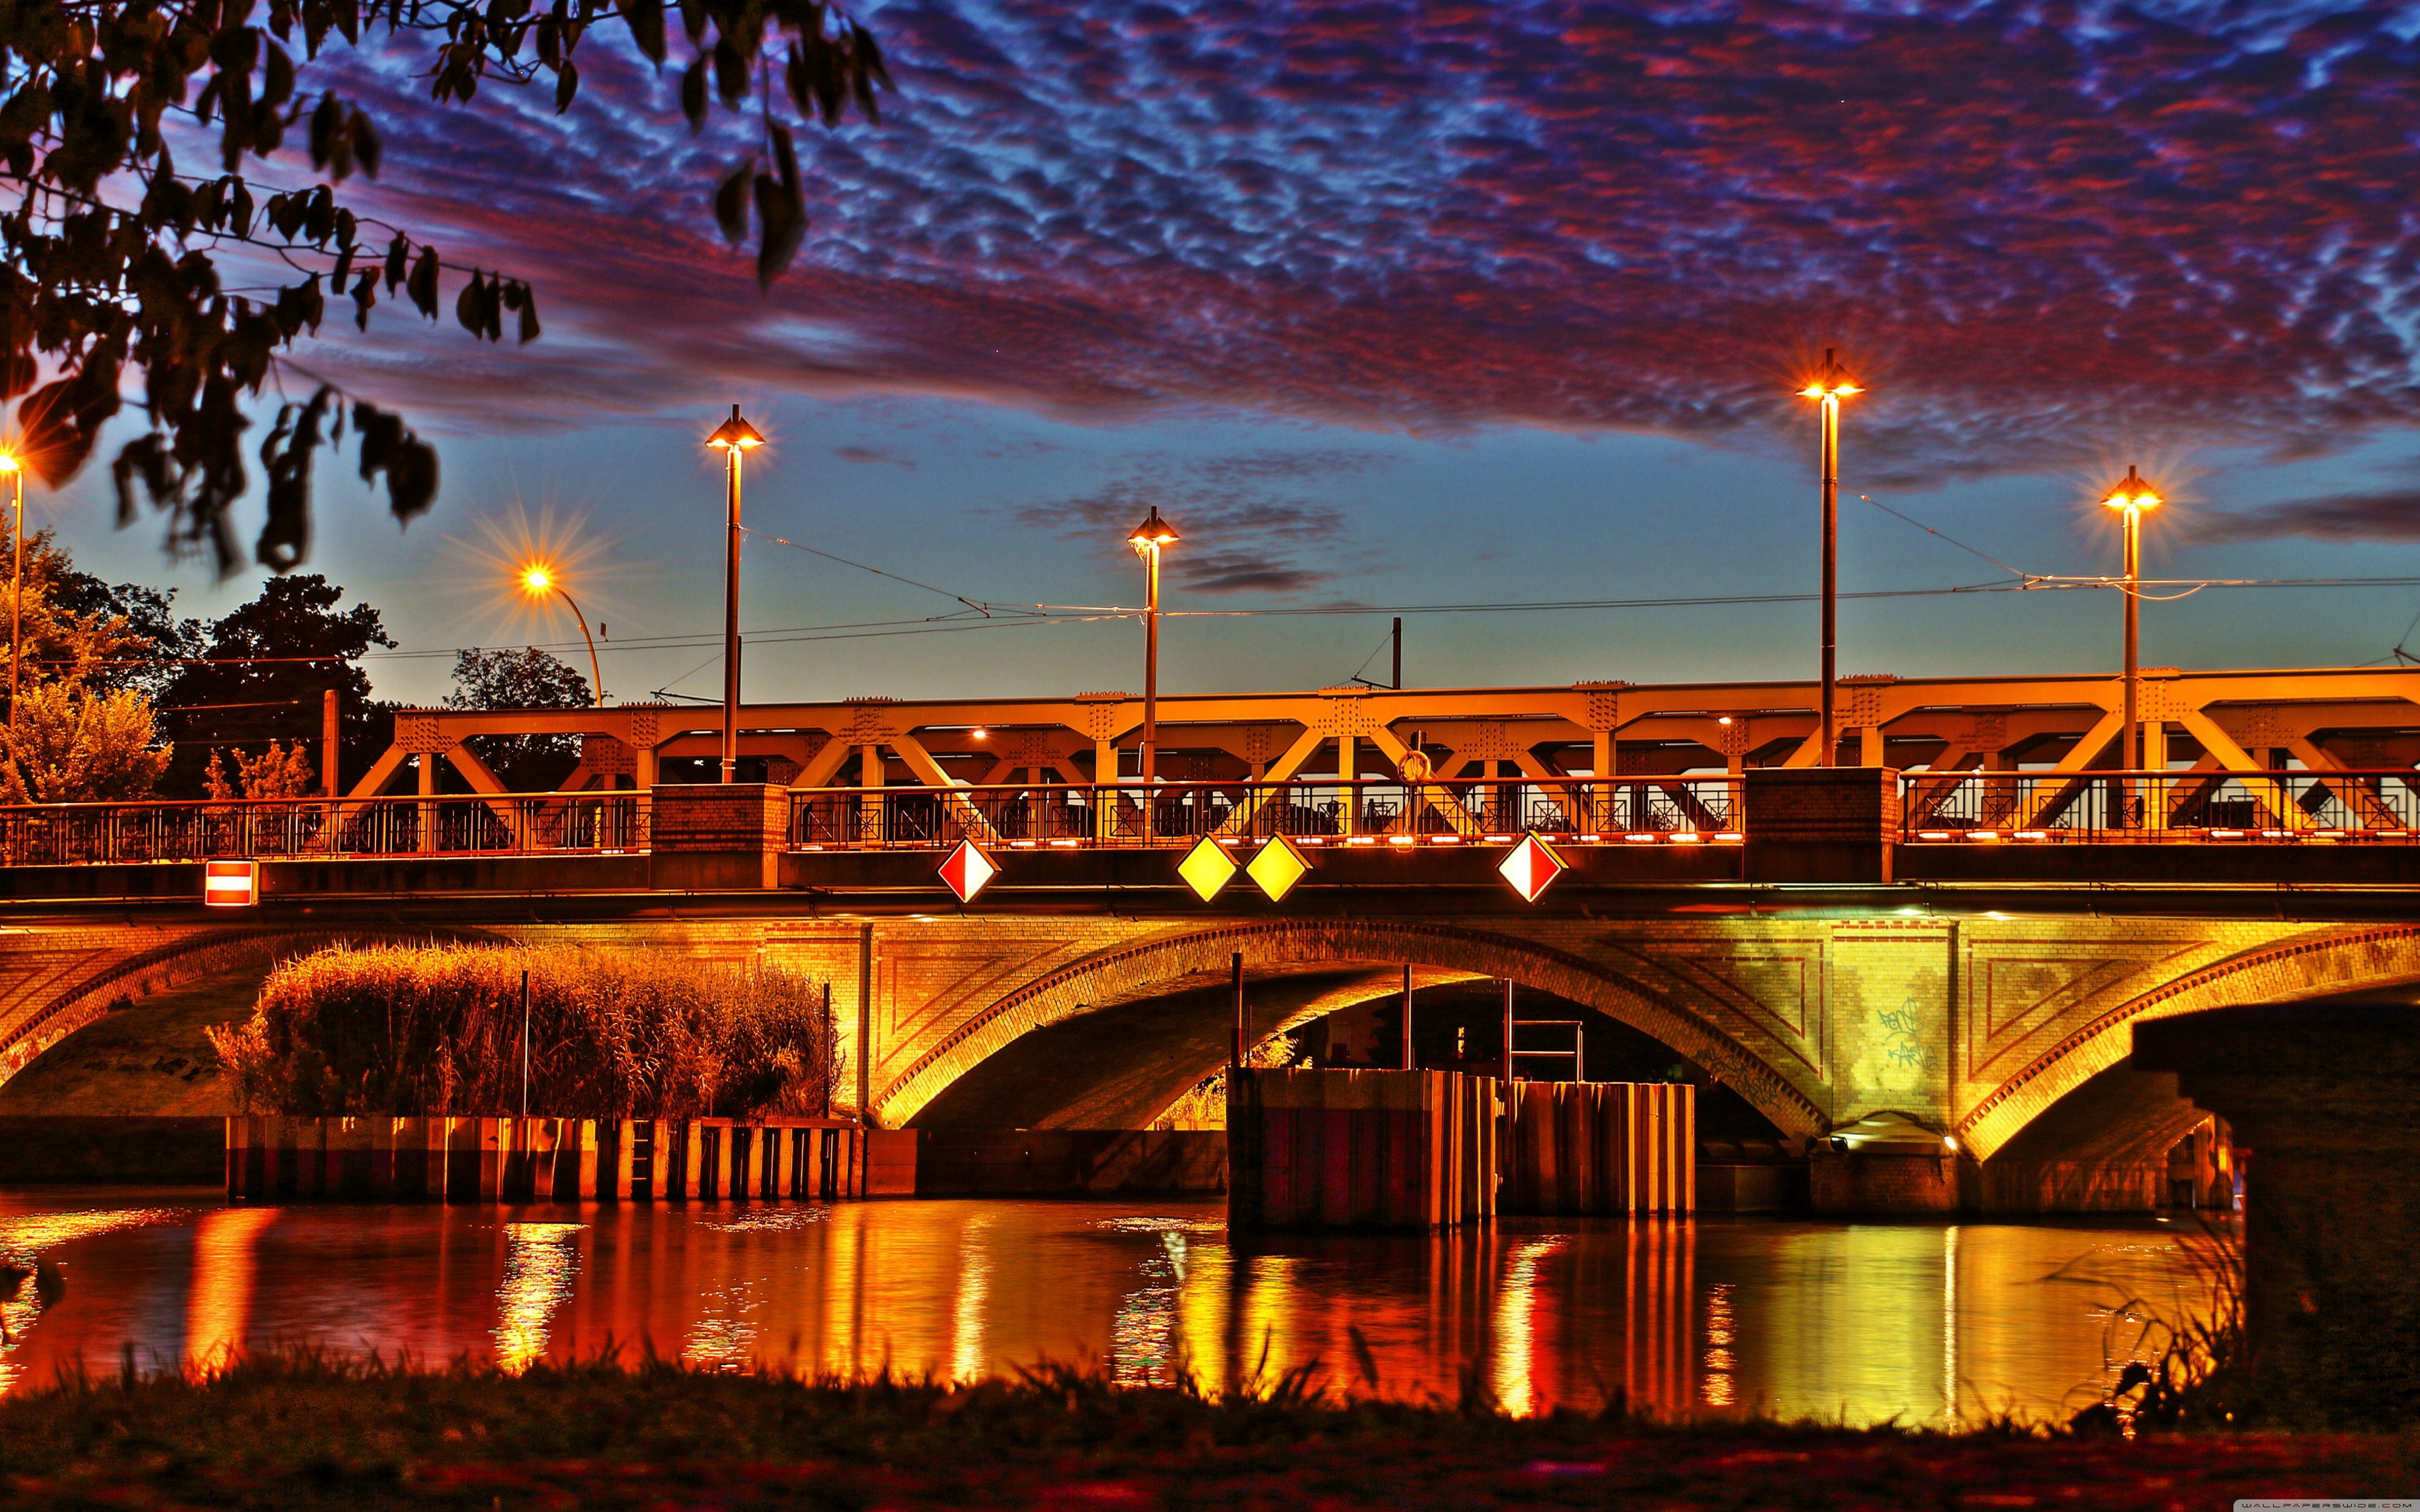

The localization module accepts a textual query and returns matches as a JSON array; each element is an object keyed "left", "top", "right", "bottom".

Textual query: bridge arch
[
  {"left": 1958, "top": 922, "right": 2420, "bottom": 1160},
  {"left": 0, "top": 923, "right": 509, "bottom": 1092},
  {"left": 875, "top": 918, "right": 1829, "bottom": 1137}
]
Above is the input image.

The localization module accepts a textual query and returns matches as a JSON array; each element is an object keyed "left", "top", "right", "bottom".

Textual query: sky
[{"left": 42, "top": 0, "right": 2420, "bottom": 708}]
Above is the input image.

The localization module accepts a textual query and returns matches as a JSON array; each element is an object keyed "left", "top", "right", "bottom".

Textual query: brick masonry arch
[
  {"left": 873, "top": 917, "right": 1830, "bottom": 1136},
  {"left": 0, "top": 923, "right": 510, "bottom": 1091},
  {"left": 1957, "top": 922, "right": 2420, "bottom": 1160}
]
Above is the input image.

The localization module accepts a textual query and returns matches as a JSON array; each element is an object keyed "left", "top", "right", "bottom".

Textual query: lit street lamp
[
  {"left": 1128, "top": 507, "right": 1179, "bottom": 788},
  {"left": 1797, "top": 350, "right": 1863, "bottom": 766},
  {"left": 0, "top": 453, "right": 19, "bottom": 733},
  {"left": 2102, "top": 464, "right": 2162, "bottom": 773},
  {"left": 705, "top": 405, "right": 766, "bottom": 783},
  {"left": 517, "top": 564, "right": 605, "bottom": 708}
]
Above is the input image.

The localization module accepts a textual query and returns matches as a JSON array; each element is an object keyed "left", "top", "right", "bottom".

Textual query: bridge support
[
  {"left": 649, "top": 783, "right": 787, "bottom": 891},
  {"left": 2134, "top": 1003, "right": 2420, "bottom": 1427},
  {"left": 1743, "top": 766, "right": 1899, "bottom": 883}
]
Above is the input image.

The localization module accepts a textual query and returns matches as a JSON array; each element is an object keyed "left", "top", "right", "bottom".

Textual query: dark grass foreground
[{"left": 0, "top": 1353, "right": 2406, "bottom": 1511}]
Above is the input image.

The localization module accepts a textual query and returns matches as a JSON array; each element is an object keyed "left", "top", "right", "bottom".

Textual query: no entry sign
[{"left": 204, "top": 859, "right": 259, "bottom": 908}]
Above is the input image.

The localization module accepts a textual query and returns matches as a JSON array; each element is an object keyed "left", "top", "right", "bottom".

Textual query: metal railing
[
  {"left": 791, "top": 777, "right": 1744, "bottom": 851},
  {"left": 0, "top": 793, "right": 649, "bottom": 867},
  {"left": 1900, "top": 769, "right": 2420, "bottom": 842}
]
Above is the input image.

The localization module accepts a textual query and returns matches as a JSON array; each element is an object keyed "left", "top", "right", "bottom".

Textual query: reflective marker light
[
  {"left": 1497, "top": 833, "right": 1567, "bottom": 903},
  {"left": 204, "top": 859, "right": 259, "bottom": 908},
  {"left": 1245, "top": 835, "right": 1312, "bottom": 901},
  {"left": 937, "top": 839, "right": 1000, "bottom": 902},
  {"left": 1178, "top": 835, "right": 1239, "bottom": 901}
]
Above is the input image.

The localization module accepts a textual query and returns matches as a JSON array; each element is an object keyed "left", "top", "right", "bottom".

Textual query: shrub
[{"left": 207, "top": 942, "right": 841, "bottom": 1119}]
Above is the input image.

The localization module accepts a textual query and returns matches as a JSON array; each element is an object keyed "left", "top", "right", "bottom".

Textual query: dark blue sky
[{"left": 49, "top": 0, "right": 2420, "bottom": 705}]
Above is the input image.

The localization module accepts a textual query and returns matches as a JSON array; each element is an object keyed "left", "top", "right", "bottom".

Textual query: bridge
[{"left": 1, "top": 664, "right": 2417, "bottom": 1211}]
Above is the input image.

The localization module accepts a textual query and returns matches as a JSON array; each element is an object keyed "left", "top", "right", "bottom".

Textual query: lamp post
[
  {"left": 1127, "top": 507, "right": 1178, "bottom": 788},
  {"left": 1797, "top": 351, "right": 1862, "bottom": 766},
  {"left": 705, "top": 405, "right": 766, "bottom": 783},
  {"left": 2102, "top": 464, "right": 2162, "bottom": 773},
  {"left": 0, "top": 453, "right": 19, "bottom": 733},
  {"left": 518, "top": 565, "right": 605, "bottom": 707}
]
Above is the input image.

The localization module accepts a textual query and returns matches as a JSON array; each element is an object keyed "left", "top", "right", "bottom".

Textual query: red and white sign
[
  {"left": 937, "top": 839, "right": 1000, "bottom": 902},
  {"left": 1495, "top": 834, "right": 1566, "bottom": 903},
  {"left": 204, "top": 859, "right": 259, "bottom": 908}
]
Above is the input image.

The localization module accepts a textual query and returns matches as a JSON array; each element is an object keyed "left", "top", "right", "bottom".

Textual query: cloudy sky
[{"left": 47, "top": 0, "right": 2420, "bottom": 706}]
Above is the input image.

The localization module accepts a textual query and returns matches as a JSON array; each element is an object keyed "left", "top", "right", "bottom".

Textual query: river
[{"left": 0, "top": 1189, "right": 2227, "bottom": 1426}]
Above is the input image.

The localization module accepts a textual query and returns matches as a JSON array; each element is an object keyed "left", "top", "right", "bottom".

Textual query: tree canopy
[
  {"left": 156, "top": 570, "right": 391, "bottom": 792},
  {"left": 446, "top": 643, "right": 586, "bottom": 789},
  {"left": 0, "top": 530, "right": 177, "bottom": 800},
  {"left": 0, "top": 0, "right": 888, "bottom": 573}
]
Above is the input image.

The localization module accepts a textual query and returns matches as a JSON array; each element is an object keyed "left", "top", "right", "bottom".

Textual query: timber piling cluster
[{"left": 224, "top": 1116, "right": 916, "bottom": 1203}]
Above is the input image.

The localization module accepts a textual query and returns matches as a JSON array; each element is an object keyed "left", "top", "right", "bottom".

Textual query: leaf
[
  {"left": 680, "top": 57, "right": 706, "bottom": 129},
  {"left": 407, "top": 247, "right": 439, "bottom": 317},
  {"left": 627, "top": 0, "right": 666, "bottom": 64},
  {"left": 553, "top": 59, "right": 579, "bottom": 113},
  {"left": 752, "top": 174, "right": 804, "bottom": 290},
  {"left": 456, "top": 266, "right": 484, "bottom": 334},
  {"left": 350, "top": 108, "right": 381, "bottom": 177},
  {"left": 517, "top": 288, "right": 540, "bottom": 345},
  {"left": 351, "top": 269, "right": 378, "bottom": 331},
  {"left": 713, "top": 158, "right": 752, "bottom": 243},
  {"left": 384, "top": 233, "right": 407, "bottom": 291}
]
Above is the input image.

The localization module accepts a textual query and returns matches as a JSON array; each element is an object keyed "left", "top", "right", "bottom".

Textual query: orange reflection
[
  {"left": 0, "top": 1208, "right": 177, "bottom": 1395},
  {"left": 494, "top": 1223, "right": 583, "bottom": 1374},
  {"left": 183, "top": 1207, "right": 278, "bottom": 1375}
]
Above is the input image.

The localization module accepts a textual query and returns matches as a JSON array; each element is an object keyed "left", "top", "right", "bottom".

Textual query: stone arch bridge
[{"left": 5, "top": 898, "right": 2417, "bottom": 1169}]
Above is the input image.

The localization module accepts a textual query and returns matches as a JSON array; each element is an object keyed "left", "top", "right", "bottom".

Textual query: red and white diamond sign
[
  {"left": 1496, "top": 834, "right": 1566, "bottom": 903},
  {"left": 937, "top": 839, "right": 1001, "bottom": 902}
]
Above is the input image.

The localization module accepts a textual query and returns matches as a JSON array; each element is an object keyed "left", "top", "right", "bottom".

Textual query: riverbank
[{"left": 0, "top": 1356, "right": 2401, "bottom": 1510}]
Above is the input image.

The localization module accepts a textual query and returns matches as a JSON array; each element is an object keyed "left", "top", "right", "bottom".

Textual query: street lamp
[
  {"left": 704, "top": 405, "right": 766, "bottom": 783},
  {"left": 516, "top": 563, "right": 605, "bottom": 708},
  {"left": 0, "top": 453, "right": 19, "bottom": 733},
  {"left": 2102, "top": 464, "right": 2162, "bottom": 772},
  {"left": 1127, "top": 507, "right": 1179, "bottom": 788},
  {"left": 1797, "top": 350, "right": 1863, "bottom": 767}
]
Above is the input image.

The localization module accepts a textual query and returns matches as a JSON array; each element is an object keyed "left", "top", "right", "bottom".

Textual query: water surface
[{"left": 0, "top": 1190, "right": 2222, "bottom": 1426}]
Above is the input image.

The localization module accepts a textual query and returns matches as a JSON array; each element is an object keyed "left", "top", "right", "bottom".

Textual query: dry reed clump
[{"left": 207, "top": 942, "right": 842, "bottom": 1119}]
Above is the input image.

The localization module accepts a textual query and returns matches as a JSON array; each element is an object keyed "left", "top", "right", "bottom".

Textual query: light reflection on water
[{"left": 0, "top": 1190, "right": 2222, "bottom": 1426}]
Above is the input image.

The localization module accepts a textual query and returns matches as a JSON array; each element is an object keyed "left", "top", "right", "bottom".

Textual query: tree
[
  {"left": 47, "top": 557, "right": 205, "bottom": 702},
  {"left": 204, "top": 738, "right": 315, "bottom": 798},
  {"left": 157, "top": 572, "right": 392, "bottom": 795},
  {"left": 446, "top": 645, "right": 588, "bottom": 790},
  {"left": 0, "top": 532, "right": 180, "bottom": 800},
  {"left": 0, "top": 681, "right": 172, "bottom": 800},
  {"left": 0, "top": 0, "right": 889, "bottom": 574}
]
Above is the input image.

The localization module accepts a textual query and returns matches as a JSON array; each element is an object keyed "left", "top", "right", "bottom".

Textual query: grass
[
  {"left": 207, "top": 942, "right": 842, "bottom": 1120},
  {"left": 0, "top": 1350, "right": 2405, "bottom": 1510}
]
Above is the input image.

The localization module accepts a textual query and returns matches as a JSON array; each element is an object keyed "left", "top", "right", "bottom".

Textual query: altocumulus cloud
[{"left": 289, "top": 1, "right": 2420, "bottom": 472}]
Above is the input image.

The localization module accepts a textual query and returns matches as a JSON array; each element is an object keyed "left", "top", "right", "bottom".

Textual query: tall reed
[{"left": 207, "top": 942, "right": 841, "bottom": 1119}]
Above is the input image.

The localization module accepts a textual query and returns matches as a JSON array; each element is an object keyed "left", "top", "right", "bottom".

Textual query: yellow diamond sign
[
  {"left": 1178, "top": 836, "right": 1238, "bottom": 900},
  {"left": 1245, "top": 834, "right": 1312, "bottom": 901}
]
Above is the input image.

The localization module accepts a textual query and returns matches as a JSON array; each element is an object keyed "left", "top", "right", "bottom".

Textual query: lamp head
[
  {"left": 705, "top": 404, "right": 766, "bottom": 451},
  {"left": 2102, "top": 464, "right": 2161, "bottom": 512},
  {"left": 519, "top": 563, "right": 555, "bottom": 597},
  {"left": 1796, "top": 346, "right": 1863, "bottom": 401},
  {"left": 0, "top": 454, "right": 20, "bottom": 474},
  {"left": 1128, "top": 506, "right": 1179, "bottom": 552}
]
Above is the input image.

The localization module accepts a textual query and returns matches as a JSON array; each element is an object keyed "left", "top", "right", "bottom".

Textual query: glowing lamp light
[
  {"left": 705, "top": 409, "right": 766, "bottom": 451},
  {"left": 203, "top": 859, "right": 259, "bottom": 908},
  {"left": 2101, "top": 464, "right": 2161, "bottom": 513},
  {"left": 0, "top": 454, "right": 19, "bottom": 473},
  {"left": 936, "top": 839, "right": 1000, "bottom": 903},
  {"left": 1245, "top": 834, "right": 1311, "bottom": 901},
  {"left": 1177, "top": 835, "right": 1238, "bottom": 901},
  {"left": 1127, "top": 506, "right": 1180, "bottom": 553},
  {"left": 1496, "top": 833, "right": 1567, "bottom": 903},
  {"left": 520, "top": 564, "right": 554, "bottom": 595}
]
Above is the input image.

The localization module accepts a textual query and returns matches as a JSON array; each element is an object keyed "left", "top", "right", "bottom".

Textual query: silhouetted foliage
[
  {"left": 447, "top": 644, "right": 588, "bottom": 790},
  {"left": 0, "top": 0, "right": 889, "bottom": 573},
  {"left": 156, "top": 572, "right": 391, "bottom": 794}
]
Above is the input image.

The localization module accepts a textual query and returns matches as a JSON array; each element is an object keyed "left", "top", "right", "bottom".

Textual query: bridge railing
[
  {"left": 1899, "top": 769, "right": 2420, "bottom": 841},
  {"left": 790, "top": 777, "right": 1745, "bottom": 850},
  {"left": 0, "top": 793, "right": 650, "bottom": 866}
]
